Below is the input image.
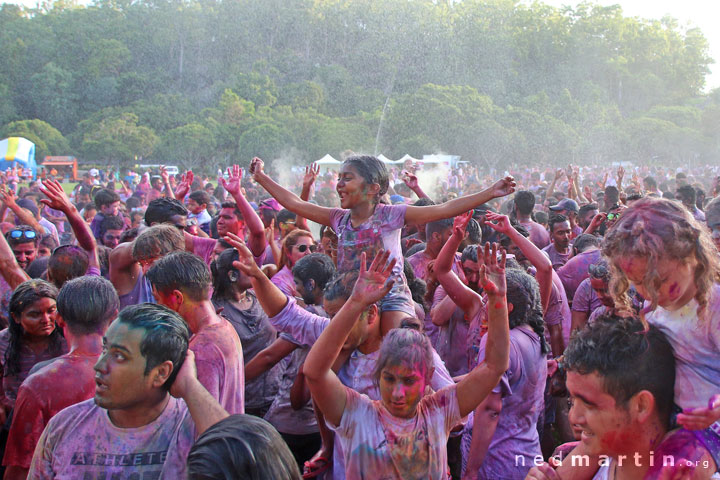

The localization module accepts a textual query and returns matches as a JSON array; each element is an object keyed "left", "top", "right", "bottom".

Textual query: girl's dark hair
[
  {"left": 5, "top": 280, "right": 63, "bottom": 377},
  {"left": 342, "top": 155, "right": 389, "bottom": 202},
  {"left": 403, "top": 260, "right": 427, "bottom": 307},
  {"left": 505, "top": 268, "right": 549, "bottom": 355},
  {"left": 211, "top": 248, "right": 240, "bottom": 302}
]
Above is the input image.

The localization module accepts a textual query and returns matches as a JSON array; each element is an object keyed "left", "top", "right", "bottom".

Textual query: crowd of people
[{"left": 0, "top": 155, "right": 716, "bottom": 480}]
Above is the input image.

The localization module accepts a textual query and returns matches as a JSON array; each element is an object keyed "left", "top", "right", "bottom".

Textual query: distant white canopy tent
[
  {"left": 398, "top": 154, "right": 419, "bottom": 163},
  {"left": 315, "top": 154, "right": 342, "bottom": 172},
  {"left": 377, "top": 154, "right": 394, "bottom": 164}
]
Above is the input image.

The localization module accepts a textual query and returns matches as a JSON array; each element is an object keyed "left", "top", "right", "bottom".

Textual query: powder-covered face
[
  {"left": 337, "top": 164, "right": 375, "bottom": 209},
  {"left": 379, "top": 361, "right": 429, "bottom": 419},
  {"left": 619, "top": 255, "right": 697, "bottom": 312},
  {"left": 567, "top": 371, "right": 635, "bottom": 457}
]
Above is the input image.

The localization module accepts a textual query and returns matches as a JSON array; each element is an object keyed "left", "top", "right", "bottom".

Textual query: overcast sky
[{"left": 3, "top": 0, "right": 719, "bottom": 90}]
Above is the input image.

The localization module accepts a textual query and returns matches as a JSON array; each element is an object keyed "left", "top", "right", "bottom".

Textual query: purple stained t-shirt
[
  {"left": 543, "top": 270, "right": 572, "bottom": 354},
  {"left": 557, "top": 248, "right": 602, "bottom": 303},
  {"left": 463, "top": 326, "right": 547, "bottom": 480},
  {"left": 542, "top": 243, "right": 571, "bottom": 270},
  {"left": 270, "top": 265, "right": 296, "bottom": 297},
  {"left": 519, "top": 221, "right": 550, "bottom": 250},
  {"left": 571, "top": 278, "right": 603, "bottom": 316},
  {"left": 330, "top": 204, "right": 413, "bottom": 315}
]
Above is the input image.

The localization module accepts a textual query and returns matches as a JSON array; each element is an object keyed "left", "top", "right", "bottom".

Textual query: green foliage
[
  {"left": 0, "top": 0, "right": 716, "bottom": 171},
  {"left": 0, "top": 119, "right": 69, "bottom": 160}
]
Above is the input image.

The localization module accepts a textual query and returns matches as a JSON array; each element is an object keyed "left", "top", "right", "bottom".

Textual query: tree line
[{"left": 0, "top": 0, "right": 718, "bottom": 173}]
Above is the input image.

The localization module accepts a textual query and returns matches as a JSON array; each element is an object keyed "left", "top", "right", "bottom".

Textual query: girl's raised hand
[
  {"left": 452, "top": 210, "right": 473, "bottom": 237},
  {"left": 225, "top": 232, "right": 263, "bottom": 279},
  {"left": 478, "top": 242, "right": 506, "bottom": 297},
  {"left": 483, "top": 211, "right": 512, "bottom": 235},
  {"left": 490, "top": 176, "right": 516, "bottom": 198},
  {"left": 249, "top": 157, "right": 265, "bottom": 181},
  {"left": 303, "top": 162, "right": 320, "bottom": 189},
  {"left": 350, "top": 250, "right": 396, "bottom": 306}
]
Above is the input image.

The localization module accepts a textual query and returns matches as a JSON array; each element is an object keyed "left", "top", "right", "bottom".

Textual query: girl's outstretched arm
[
  {"left": 434, "top": 211, "right": 483, "bottom": 319},
  {"left": 251, "top": 157, "right": 334, "bottom": 227},
  {"left": 456, "top": 243, "right": 510, "bottom": 418},
  {"left": 303, "top": 251, "right": 395, "bottom": 427},
  {"left": 405, "top": 176, "right": 515, "bottom": 225}
]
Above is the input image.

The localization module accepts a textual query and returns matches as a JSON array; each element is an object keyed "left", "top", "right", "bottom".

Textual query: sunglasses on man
[{"left": 9, "top": 230, "right": 37, "bottom": 240}]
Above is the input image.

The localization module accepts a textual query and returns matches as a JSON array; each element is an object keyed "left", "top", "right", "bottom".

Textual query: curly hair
[
  {"left": 505, "top": 268, "right": 550, "bottom": 355},
  {"left": 5, "top": 280, "right": 63, "bottom": 377},
  {"left": 602, "top": 197, "right": 720, "bottom": 322}
]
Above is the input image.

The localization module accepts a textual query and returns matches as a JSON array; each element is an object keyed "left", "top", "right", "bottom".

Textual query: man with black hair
[
  {"left": 90, "top": 188, "right": 123, "bottom": 241},
  {"left": 402, "top": 197, "right": 436, "bottom": 252},
  {"left": 577, "top": 203, "right": 599, "bottom": 231},
  {"left": 3, "top": 277, "right": 119, "bottom": 479},
  {"left": 643, "top": 175, "right": 661, "bottom": 197},
  {"left": 603, "top": 185, "right": 620, "bottom": 213},
  {"left": 557, "top": 233, "right": 602, "bottom": 302},
  {"left": 144, "top": 197, "right": 189, "bottom": 229},
  {"left": 542, "top": 214, "right": 572, "bottom": 270},
  {"left": 548, "top": 198, "right": 581, "bottom": 238},
  {"left": 292, "top": 253, "right": 337, "bottom": 311},
  {"left": 147, "top": 251, "right": 245, "bottom": 415},
  {"left": 99, "top": 215, "right": 125, "bottom": 249},
  {"left": 514, "top": 190, "right": 550, "bottom": 249},
  {"left": 276, "top": 208, "right": 296, "bottom": 235},
  {"left": 527, "top": 315, "right": 716, "bottom": 479},
  {"left": 407, "top": 217, "right": 461, "bottom": 284},
  {"left": 216, "top": 201, "right": 246, "bottom": 238},
  {"left": 28, "top": 304, "right": 229, "bottom": 479},
  {"left": 677, "top": 184, "right": 705, "bottom": 222}
]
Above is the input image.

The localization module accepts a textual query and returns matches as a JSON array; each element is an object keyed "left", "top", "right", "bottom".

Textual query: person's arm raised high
[
  {"left": 296, "top": 163, "right": 319, "bottom": 231},
  {"left": 303, "top": 251, "right": 395, "bottom": 427},
  {"left": 434, "top": 211, "right": 483, "bottom": 319},
  {"left": 404, "top": 176, "right": 515, "bottom": 225},
  {"left": 0, "top": 229, "right": 29, "bottom": 289},
  {"left": 220, "top": 165, "right": 267, "bottom": 257},
  {"left": 0, "top": 186, "right": 44, "bottom": 235},
  {"left": 39, "top": 179, "right": 100, "bottom": 272},
  {"left": 250, "top": 157, "right": 333, "bottom": 227},
  {"left": 224, "top": 232, "right": 288, "bottom": 317},
  {"left": 484, "top": 212, "right": 552, "bottom": 313},
  {"left": 455, "top": 243, "right": 510, "bottom": 418}
]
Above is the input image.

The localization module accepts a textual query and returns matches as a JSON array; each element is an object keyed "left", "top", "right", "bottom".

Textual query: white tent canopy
[
  {"left": 398, "top": 154, "right": 419, "bottom": 163},
  {"left": 377, "top": 154, "right": 395, "bottom": 163}
]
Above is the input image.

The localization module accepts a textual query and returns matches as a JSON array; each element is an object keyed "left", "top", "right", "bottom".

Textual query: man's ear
[
  {"left": 366, "top": 304, "right": 379, "bottom": 325},
  {"left": 55, "top": 314, "right": 66, "bottom": 330},
  {"left": 630, "top": 390, "right": 656, "bottom": 424},
  {"left": 149, "top": 360, "right": 173, "bottom": 389}
]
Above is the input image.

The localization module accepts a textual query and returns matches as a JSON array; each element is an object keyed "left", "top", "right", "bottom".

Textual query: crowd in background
[{"left": 0, "top": 155, "right": 716, "bottom": 479}]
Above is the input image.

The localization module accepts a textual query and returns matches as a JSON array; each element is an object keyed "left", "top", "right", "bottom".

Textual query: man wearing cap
[{"left": 548, "top": 198, "right": 582, "bottom": 238}]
